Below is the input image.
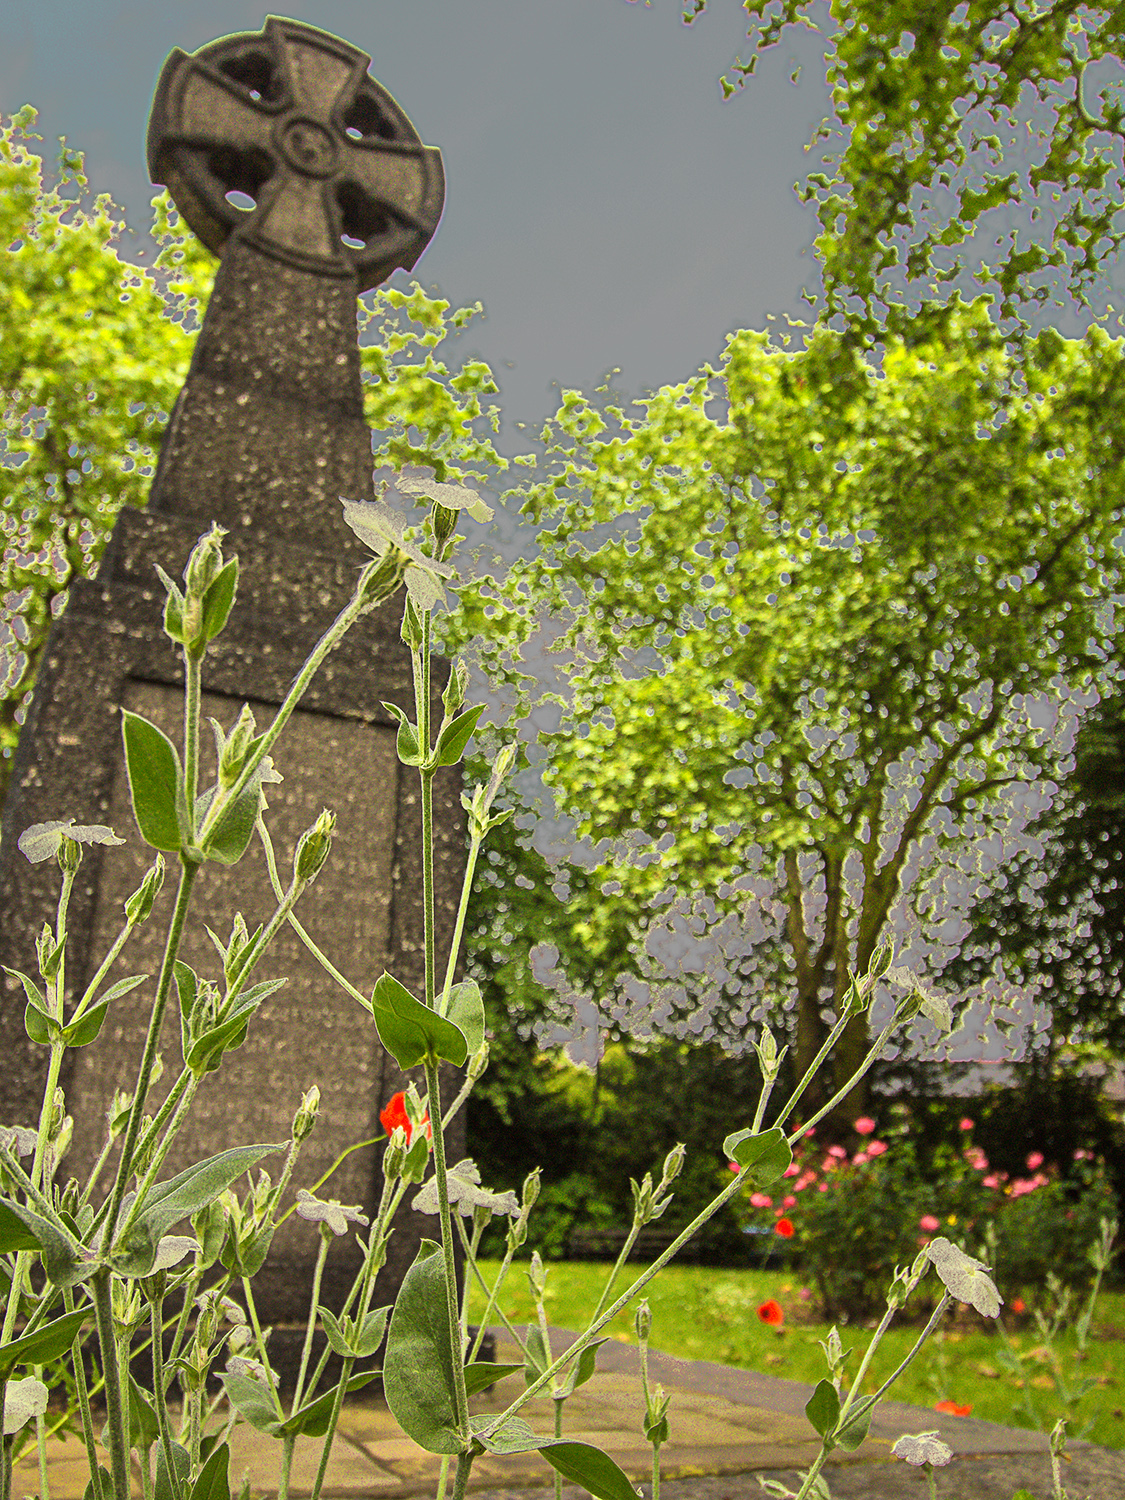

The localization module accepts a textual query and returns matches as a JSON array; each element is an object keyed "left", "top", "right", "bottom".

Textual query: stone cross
[{"left": 0, "top": 17, "right": 467, "bottom": 1365}]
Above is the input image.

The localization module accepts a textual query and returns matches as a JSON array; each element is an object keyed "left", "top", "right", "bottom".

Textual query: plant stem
[
  {"left": 183, "top": 649, "right": 201, "bottom": 827},
  {"left": 422, "top": 1054, "right": 470, "bottom": 1440},
  {"left": 150, "top": 1293, "right": 184, "bottom": 1500},
  {"left": 450, "top": 1451, "right": 474, "bottom": 1500},
  {"left": 91, "top": 1270, "right": 130, "bottom": 1500},
  {"left": 308, "top": 1355, "right": 353, "bottom": 1500},
  {"left": 240, "top": 1277, "right": 285, "bottom": 1423},
  {"left": 104, "top": 856, "right": 200, "bottom": 1254},
  {"left": 291, "top": 1233, "right": 331, "bottom": 1416}
]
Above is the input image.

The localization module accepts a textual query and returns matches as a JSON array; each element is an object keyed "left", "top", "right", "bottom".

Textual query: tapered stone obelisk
[{"left": 0, "top": 16, "right": 467, "bottom": 1340}]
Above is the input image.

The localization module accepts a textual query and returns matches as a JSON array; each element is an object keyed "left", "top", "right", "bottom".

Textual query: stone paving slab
[{"left": 16, "top": 1324, "right": 1117, "bottom": 1500}]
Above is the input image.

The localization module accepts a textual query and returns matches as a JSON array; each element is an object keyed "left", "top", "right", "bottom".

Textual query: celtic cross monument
[{"left": 0, "top": 16, "right": 468, "bottom": 1339}]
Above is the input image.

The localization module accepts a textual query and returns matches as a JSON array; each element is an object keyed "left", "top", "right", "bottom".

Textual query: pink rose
[
  {"left": 866, "top": 1141, "right": 888, "bottom": 1157},
  {"left": 1026, "top": 1151, "right": 1044, "bottom": 1170},
  {"left": 750, "top": 1192, "right": 773, "bottom": 1208},
  {"left": 919, "top": 1214, "right": 941, "bottom": 1232},
  {"left": 817, "top": 1183, "right": 827, "bottom": 1192},
  {"left": 959, "top": 1118, "right": 974, "bottom": 1132},
  {"left": 827, "top": 1145, "right": 848, "bottom": 1160},
  {"left": 783, "top": 1195, "right": 797, "bottom": 1208},
  {"left": 853, "top": 1152, "right": 869, "bottom": 1165},
  {"left": 854, "top": 1117, "right": 877, "bottom": 1136},
  {"left": 982, "top": 1174, "right": 1001, "bottom": 1189}
]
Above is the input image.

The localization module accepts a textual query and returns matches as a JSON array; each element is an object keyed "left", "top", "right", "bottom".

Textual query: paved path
[{"left": 15, "top": 1327, "right": 1125, "bottom": 1500}]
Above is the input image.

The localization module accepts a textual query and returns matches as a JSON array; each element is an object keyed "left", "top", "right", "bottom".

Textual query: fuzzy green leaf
[
  {"left": 382, "top": 1239, "right": 461, "bottom": 1454},
  {"left": 122, "top": 711, "right": 185, "bottom": 853}
]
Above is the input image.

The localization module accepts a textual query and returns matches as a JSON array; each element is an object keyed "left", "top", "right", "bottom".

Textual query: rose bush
[{"left": 732, "top": 1119, "right": 1120, "bottom": 1324}]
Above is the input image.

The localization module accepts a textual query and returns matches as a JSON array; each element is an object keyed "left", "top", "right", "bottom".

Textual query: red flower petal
[
  {"left": 775, "top": 1218, "right": 795, "bottom": 1238},
  {"left": 757, "top": 1300, "right": 785, "bottom": 1326},
  {"left": 934, "top": 1400, "right": 972, "bottom": 1417}
]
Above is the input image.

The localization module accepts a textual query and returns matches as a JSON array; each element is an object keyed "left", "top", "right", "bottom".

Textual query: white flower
[
  {"left": 396, "top": 474, "right": 493, "bottom": 522},
  {"left": 3, "top": 1377, "right": 48, "bottom": 1435},
  {"left": 294, "top": 1188, "right": 369, "bottom": 1237},
  {"left": 17, "top": 820, "right": 124, "bottom": 864},
  {"left": 340, "top": 497, "right": 455, "bottom": 610},
  {"left": 150, "top": 1236, "right": 200, "bottom": 1272},
  {"left": 0, "top": 1125, "right": 38, "bottom": 1156},
  {"left": 225, "top": 1356, "right": 273, "bottom": 1384},
  {"left": 412, "top": 1159, "right": 520, "bottom": 1219},
  {"left": 925, "top": 1237, "right": 1003, "bottom": 1318},
  {"left": 892, "top": 1431, "right": 953, "bottom": 1467}
]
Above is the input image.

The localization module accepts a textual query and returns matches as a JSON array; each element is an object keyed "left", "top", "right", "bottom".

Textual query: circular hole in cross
[
  {"left": 336, "top": 179, "right": 392, "bottom": 250},
  {"left": 219, "top": 50, "right": 282, "bottom": 103},
  {"left": 342, "top": 92, "right": 397, "bottom": 141},
  {"left": 209, "top": 145, "right": 273, "bottom": 209},
  {"left": 225, "top": 190, "right": 256, "bottom": 212}
]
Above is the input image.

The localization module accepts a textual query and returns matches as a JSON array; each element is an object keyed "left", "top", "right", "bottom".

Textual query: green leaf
[
  {"left": 0, "top": 1200, "right": 41, "bottom": 1253},
  {"left": 433, "top": 703, "right": 486, "bottom": 767},
  {"left": 279, "top": 1372, "right": 380, "bottom": 1437},
  {"left": 201, "top": 778, "right": 264, "bottom": 866},
  {"left": 471, "top": 1416, "right": 641, "bottom": 1500},
  {"left": 3, "top": 966, "right": 46, "bottom": 1013},
  {"left": 62, "top": 997, "right": 111, "bottom": 1047},
  {"left": 442, "top": 979, "right": 485, "bottom": 1055},
  {"left": 190, "top": 1441, "right": 231, "bottom": 1500},
  {"left": 127, "top": 1377, "right": 161, "bottom": 1456},
  {"left": 318, "top": 1306, "right": 353, "bottom": 1358},
  {"left": 122, "top": 710, "right": 185, "bottom": 853},
  {"left": 464, "top": 1362, "right": 524, "bottom": 1397},
  {"left": 154, "top": 1440, "right": 191, "bottom": 1500},
  {"left": 723, "top": 1126, "right": 792, "bottom": 1185},
  {"left": 835, "top": 1396, "right": 874, "bottom": 1453},
  {"left": 804, "top": 1379, "right": 840, "bottom": 1442},
  {"left": 523, "top": 1324, "right": 549, "bottom": 1385},
  {"left": 83, "top": 1467, "right": 112, "bottom": 1500},
  {"left": 382, "top": 701, "right": 422, "bottom": 766},
  {"left": 557, "top": 1338, "right": 607, "bottom": 1398},
  {"left": 92, "top": 973, "right": 149, "bottom": 1006},
  {"left": 218, "top": 1372, "right": 280, "bottom": 1435},
  {"left": 108, "top": 1217, "right": 157, "bottom": 1279},
  {"left": 134, "top": 1142, "right": 285, "bottom": 1243},
  {"left": 2, "top": 1201, "right": 91, "bottom": 1288},
  {"left": 23, "top": 996, "right": 58, "bottom": 1045},
  {"left": 371, "top": 972, "right": 468, "bottom": 1069},
  {"left": 0, "top": 1307, "right": 90, "bottom": 1377},
  {"left": 382, "top": 1239, "right": 461, "bottom": 1454},
  {"left": 186, "top": 1015, "right": 249, "bottom": 1077},
  {"left": 201, "top": 559, "right": 239, "bottom": 642}
]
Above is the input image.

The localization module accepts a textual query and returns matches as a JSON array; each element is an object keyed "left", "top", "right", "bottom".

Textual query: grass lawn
[{"left": 467, "top": 1258, "right": 1125, "bottom": 1451}]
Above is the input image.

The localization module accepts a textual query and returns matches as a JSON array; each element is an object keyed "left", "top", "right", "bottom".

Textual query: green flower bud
[
  {"left": 57, "top": 834, "right": 83, "bottom": 875},
  {"left": 659, "top": 1142, "right": 686, "bottom": 1191},
  {"left": 442, "top": 659, "right": 470, "bottom": 717},
  {"left": 292, "top": 1086, "right": 320, "bottom": 1144},
  {"left": 383, "top": 1125, "right": 408, "bottom": 1180},
  {"left": 431, "top": 501, "right": 459, "bottom": 545},
  {"left": 36, "top": 923, "right": 64, "bottom": 981},
  {"left": 107, "top": 1088, "right": 133, "bottom": 1141},
  {"left": 294, "top": 810, "right": 336, "bottom": 884},
  {"left": 400, "top": 596, "right": 424, "bottom": 649},
  {"left": 467, "top": 1040, "right": 490, "bottom": 1083},
  {"left": 219, "top": 705, "right": 257, "bottom": 788},
  {"left": 634, "top": 1299, "right": 652, "bottom": 1345},
  {"left": 124, "top": 855, "right": 166, "bottom": 926},
  {"left": 59, "top": 1178, "right": 80, "bottom": 1220},
  {"left": 184, "top": 524, "right": 227, "bottom": 601},
  {"left": 526, "top": 1251, "right": 548, "bottom": 1299}
]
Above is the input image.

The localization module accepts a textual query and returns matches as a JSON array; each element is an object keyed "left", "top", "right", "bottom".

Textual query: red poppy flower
[
  {"left": 758, "top": 1300, "right": 784, "bottom": 1326},
  {"left": 934, "top": 1400, "right": 972, "bottom": 1417},
  {"left": 1011, "top": 1297, "right": 1026, "bottom": 1314},
  {"left": 775, "top": 1218, "right": 795, "bottom": 1238},
  {"left": 379, "top": 1091, "right": 431, "bottom": 1144}
]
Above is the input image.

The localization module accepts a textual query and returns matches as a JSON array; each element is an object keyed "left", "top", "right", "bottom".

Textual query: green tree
[
  {"left": 946, "top": 686, "right": 1125, "bottom": 1061},
  {"left": 680, "top": 0, "right": 1125, "bottom": 345},
  {"left": 1, "top": 106, "right": 506, "bottom": 814},
  {"left": 454, "top": 298, "right": 1125, "bottom": 1128}
]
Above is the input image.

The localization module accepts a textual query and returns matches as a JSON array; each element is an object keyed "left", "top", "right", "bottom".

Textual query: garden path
[{"left": 17, "top": 1326, "right": 1125, "bottom": 1500}]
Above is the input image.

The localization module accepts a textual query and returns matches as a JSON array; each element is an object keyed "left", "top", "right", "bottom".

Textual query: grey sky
[{"left": 0, "top": 0, "right": 832, "bottom": 450}]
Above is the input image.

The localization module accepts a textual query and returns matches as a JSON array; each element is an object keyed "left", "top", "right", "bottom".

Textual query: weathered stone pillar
[{"left": 0, "top": 17, "right": 466, "bottom": 1340}]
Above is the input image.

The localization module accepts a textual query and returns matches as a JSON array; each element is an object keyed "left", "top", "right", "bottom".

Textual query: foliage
[
  {"left": 677, "top": 0, "right": 1125, "bottom": 345},
  {"left": 947, "top": 687, "right": 1125, "bottom": 1058},
  {"left": 0, "top": 106, "right": 207, "bottom": 803},
  {"left": 734, "top": 1114, "right": 1121, "bottom": 1324},
  {"left": 453, "top": 298, "right": 1125, "bottom": 1126},
  {"left": 0, "top": 105, "right": 508, "bottom": 816}
]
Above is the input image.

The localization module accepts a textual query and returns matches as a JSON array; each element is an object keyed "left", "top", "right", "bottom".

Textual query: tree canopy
[
  {"left": 676, "top": 0, "right": 1125, "bottom": 345},
  {"left": 454, "top": 298, "right": 1125, "bottom": 1121},
  {"left": 0, "top": 105, "right": 506, "bottom": 812}
]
